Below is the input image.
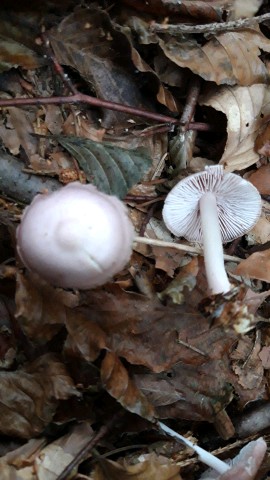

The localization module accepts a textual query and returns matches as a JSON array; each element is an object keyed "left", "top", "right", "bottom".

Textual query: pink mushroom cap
[{"left": 16, "top": 182, "right": 135, "bottom": 289}]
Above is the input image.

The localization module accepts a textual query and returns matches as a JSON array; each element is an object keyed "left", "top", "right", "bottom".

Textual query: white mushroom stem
[
  {"left": 158, "top": 421, "right": 230, "bottom": 474},
  {"left": 200, "top": 192, "right": 231, "bottom": 295}
]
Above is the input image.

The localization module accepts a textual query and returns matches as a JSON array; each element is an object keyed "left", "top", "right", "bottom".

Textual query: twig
[
  {"left": 180, "top": 77, "right": 201, "bottom": 131},
  {"left": 151, "top": 12, "right": 270, "bottom": 35},
  {"left": 0, "top": 94, "right": 210, "bottom": 131},
  {"left": 134, "top": 236, "right": 242, "bottom": 262},
  {"left": 56, "top": 411, "right": 124, "bottom": 480}
]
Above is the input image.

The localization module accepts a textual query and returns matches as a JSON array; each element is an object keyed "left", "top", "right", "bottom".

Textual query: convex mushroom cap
[
  {"left": 16, "top": 182, "right": 135, "bottom": 289},
  {"left": 163, "top": 165, "right": 262, "bottom": 243}
]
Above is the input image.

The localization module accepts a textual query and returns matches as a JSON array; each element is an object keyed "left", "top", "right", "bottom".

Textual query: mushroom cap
[
  {"left": 17, "top": 182, "right": 134, "bottom": 289},
  {"left": 162, "top": 165, "right": 262, "bottom": 243}
]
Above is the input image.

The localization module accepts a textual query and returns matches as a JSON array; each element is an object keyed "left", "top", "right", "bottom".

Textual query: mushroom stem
[{"left": 199, "top": 192, "right": 231, "bottom": 295}]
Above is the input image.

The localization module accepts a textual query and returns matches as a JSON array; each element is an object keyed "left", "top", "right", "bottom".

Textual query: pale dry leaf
[
  {"left": 159, "top": 29, "right": 270, "bottom": 86},
  {"left": 231, "top": 0, "right": 263, "bottom": 19},
  {"left": 200, "top": 84, "right": 270, "bottom": 171},
  {"left": 235, "top": 250, "right": 270, "bottom": 282},
  {"left": 247, "top": 217, "right": 270, "bottom": 244},
  {"left": 35, "top": 423, "right": 94, "bottom": 480}
]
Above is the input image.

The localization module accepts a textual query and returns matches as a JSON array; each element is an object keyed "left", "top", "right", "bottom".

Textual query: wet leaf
[
  {"left": 56, "top": 135, "right": 151, "bottom": 198},
  {"left": 101, "top": 351, "right": 156, "bottom": 421}
]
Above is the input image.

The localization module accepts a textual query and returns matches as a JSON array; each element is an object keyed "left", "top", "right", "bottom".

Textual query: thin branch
[
  {"left": 134, "top": 236, "right": 242, "bottom": 262},
  {"left": 0, "top": 94, "right": 210, "bottom": 131},
  {"left": 180, "top": 76, "right": 201, "bottom": 131},
  {"left": 151, "top": 12, "right": 270, "bottom": 35}
]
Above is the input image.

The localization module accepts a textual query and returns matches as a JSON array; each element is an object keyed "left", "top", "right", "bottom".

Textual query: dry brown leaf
[
  {"left": 15, "top": 272, "right": 79, "bottom": 343},
  {"left": 160, "top": 29, "right": 270, "bottom": 86},
  {"left": 248, "top": 165, "right": 270, "bottom": 195},
  {"left": 66, "top": 285, "right": 237, "bottom": 373},
  {"left": 200, "top": 84, "right": 270, "bottom": 170},
  {"left": 235, "top": 250, "right": 270, "bottom": 282},
  {"left": 231, "top": 335, "right": 264, "bottom": 390},
  {"left": 101, "top": 351, "right": 156, "bottom": 421},
  {"left": 134, "top": 359, "right": 234, "bottom": 422},
  {"left": 49, "top": 8, "right": 150, "bottom": 127},
  {"left": 93, "top": 452, "right": 182, "bottom": 480},
  {"left": 0, "top": 354, "right": 79, "bottom": 438}
]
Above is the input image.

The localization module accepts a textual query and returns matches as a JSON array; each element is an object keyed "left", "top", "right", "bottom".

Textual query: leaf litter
[{"left": 0, "top": 0, "right": 270, "bottom": 479}]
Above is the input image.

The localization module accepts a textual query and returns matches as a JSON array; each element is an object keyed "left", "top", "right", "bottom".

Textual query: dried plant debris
[{"left": 0, "top": 1, "right": 270, "bottom": 479}]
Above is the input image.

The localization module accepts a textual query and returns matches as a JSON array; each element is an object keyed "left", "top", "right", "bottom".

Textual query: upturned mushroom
[
  {"left": 16, "top": 182, "right": 134, "bottom": 289},
  {"left": 162, "top": 165, "right": 261, "bottom": 295}
]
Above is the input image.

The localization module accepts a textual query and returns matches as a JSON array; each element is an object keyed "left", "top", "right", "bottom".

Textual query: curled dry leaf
[
  {"left": 101, "top": 351, "right": 156, "bottom": 421},
  {"left": 0, "top": 353, "right": 79, "bottom": 438},
  {"left": 200, "top": 84, "right": 270, "bottom": 170},
  {"left": 93, "top": 452, "right": 182, "bottom": 480},
  {"left": 235, "top": 249, "right": 270, "bottom": 282},
  {"left": 159, "top": 28, "right": 270, "bottom": 86}
]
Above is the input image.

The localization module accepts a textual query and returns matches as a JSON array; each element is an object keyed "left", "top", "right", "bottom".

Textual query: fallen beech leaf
[
  {"left": 235, "top": 250, "right": 270, "bottom": 282},
  {"left": 15, "top": 272, "right": 79, "bottom": 342},
  {"left": 134, "top": 359, "right": 234, "bottom": 423},
  {"left": 248, "top": 164, "right": 270, "bottom": 195},
  {"left": 49, "top": 8, "right": 149, "bottom": 127},
  {"left": 66, "top": 285, "right": 237, "bottom": 373},
  {"left": 93, "top": 452, "right": 182, "bottom": 480},
  {"left": 35, "top": 423, "right": 94, "bottom": 480},
  {"left": 160, "top": 28, "right": 270, "bottom": 86},
  {"left": 101, "top": 351, "right": 156, "bottom": 421},
  {"left": 200, "top": 84, "right": 270, "bottom": 170},
  {"left": 231, "top": 335, "right": 264, "bottom": 390},
  {"left": 248, "top": 217, "right": 270, "bottom": 244},
  {"left": 0, "top": 354, "right": 79, "bottom": 438}
]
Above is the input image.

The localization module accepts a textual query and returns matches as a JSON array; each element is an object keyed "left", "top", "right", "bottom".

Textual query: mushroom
[
  {"left": 162, "top": 165, "right": 261, "bottom": 295},
  {"left": 16, "top": 182, "right": 134, "bottom": 289}
]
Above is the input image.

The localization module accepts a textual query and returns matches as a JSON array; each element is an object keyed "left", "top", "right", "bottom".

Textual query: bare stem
[{"left": 199, "top": 192, "right": 231, "bottom": 294}]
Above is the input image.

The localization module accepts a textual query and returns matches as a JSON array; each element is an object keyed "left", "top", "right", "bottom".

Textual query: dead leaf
[
  {"left": 159, "top": 29, "right": 270, "bottom": 86},
  {"left": 200, "top": 84, "right": 270, "bottom": 170},
  {"left": 101, "top": 351, "right": 156, "bottom": 421},
  {"left": 35, "top": 423, "right": 93, "bottom": 480},
  {"left": 0, "top": 353, "right": 79, "bottom": 438},
  {"left": 93, "top": 452, "right": 182, "bottom": 480},
  {"left": 248, "top": 164, "right": 270, "bottom": 195},
  {"left": 235, "top": 250, "right": 270, "bottom": 282},
  {"left": 15, "top": 272, "right": 79, "bottom": 343},
  {"left": 49, "top": 8, "right": 150, "bottom": 127}
]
